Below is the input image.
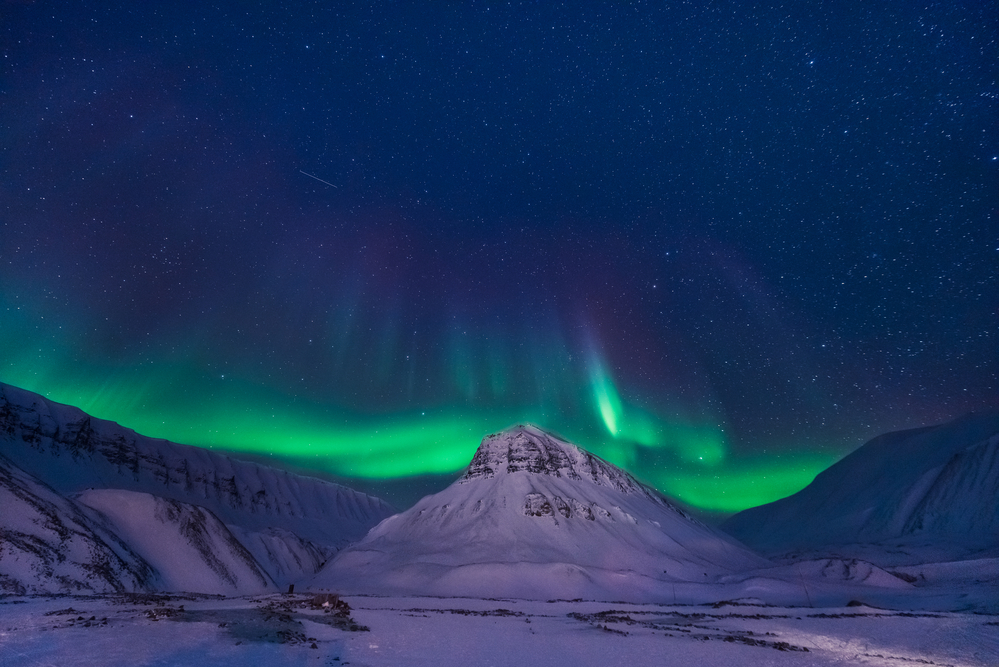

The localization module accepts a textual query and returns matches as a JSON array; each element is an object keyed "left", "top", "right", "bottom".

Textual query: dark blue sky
[{"left": 2, "top": 1, "right": 997, "bottom": 512}]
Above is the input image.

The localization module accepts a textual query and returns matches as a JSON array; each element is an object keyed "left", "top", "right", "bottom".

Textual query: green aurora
[
  {"left": 1, "top": 315, "right": 836, "bottom": 514},
  {"left": 3, "top": 0, "right": 996, "bottom": 524}
]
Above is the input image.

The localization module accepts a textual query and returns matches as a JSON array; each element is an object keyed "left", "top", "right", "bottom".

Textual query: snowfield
[{"left": 1, "top": 593, "right": 997, "bottom": 667}]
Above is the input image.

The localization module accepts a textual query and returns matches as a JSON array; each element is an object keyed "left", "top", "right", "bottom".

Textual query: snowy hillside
[
  {"left": 722, "top": 411, "right": 999, "bottom": 560},
  {"left": 77, "top": 489, "right": 274, "bottom": 595},
  {"left": 0, "top": 454, "right": 156, "bottom": 595},
  {"left": 311, "top": 425, "right": 770, "bottom": 600},
  {"left": 0, "top": 382, "right": 394, "bottom": 591}
]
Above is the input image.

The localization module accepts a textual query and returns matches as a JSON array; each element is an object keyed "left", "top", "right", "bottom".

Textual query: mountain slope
[
  {"left": 311, "top": 425, "right": 769, "bottom": 600},
  {"left": 0, "top": 454, "right": 157, "bottom": 595},
  {"left": 77, "top": 489, "right": 274, "bottom": 595},
  {"left": 0, "top": 382, "right": 395, "bottom": 588},
  {"left": 722, "top": 412, "right": 999, "bottom": 559}
]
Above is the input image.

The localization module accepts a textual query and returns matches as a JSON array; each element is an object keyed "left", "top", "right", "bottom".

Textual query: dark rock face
[
  {"left": 462, "top": 426, "right": 693, "bottom": 522},
  {"left": 504, "top": 432, "right": 572, "bottom": 476},
  {"left": 464, "top": 428, "right": 578, "bottom": 480},
  {"left": 462, "top": 425, "right": 644, "bottom": 496},
  {"left": 523, "top": 493, "right": 554, "bottom": 517},
  {"left": 522, "top": 493, "right": 574, "bottom": 519},
  {"left": 459, "top": 425, "right": 679, "bottom": 506},
  {"left": 5, "top": 404, "right": 273, "bottom": 514}
]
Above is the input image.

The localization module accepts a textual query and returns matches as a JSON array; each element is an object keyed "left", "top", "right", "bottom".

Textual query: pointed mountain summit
[
  {"left": 310, "top": 425, "right": 768, "bottom": 601},
  {"left": 462, "top": 424, "right": 649, "bottom": 493}
]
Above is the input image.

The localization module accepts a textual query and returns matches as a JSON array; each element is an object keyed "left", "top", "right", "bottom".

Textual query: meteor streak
[{"left": 299, "top": 170, "right": 337, "bottom": 188}]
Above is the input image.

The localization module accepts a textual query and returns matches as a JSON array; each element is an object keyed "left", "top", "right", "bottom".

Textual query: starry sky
[{"left": 2, "top": 1, "right": 997, "bottom": 515}]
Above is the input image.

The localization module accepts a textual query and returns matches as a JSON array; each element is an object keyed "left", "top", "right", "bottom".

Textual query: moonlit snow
[{"left": 2, "top": 594, "right": 997, "bottom": 667}]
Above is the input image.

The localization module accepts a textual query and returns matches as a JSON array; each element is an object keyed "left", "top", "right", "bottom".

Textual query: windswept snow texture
[
  {"left": 312, "top": 425, "right": 770, "bottom": 601},
  {"left": 0, "top": 382, "right": 394, "bottom": 589},
  {"left": 0, "top": 454, "right": 156, "bottom": 595},
  {"left": 4, "top": 594, "right": 998, "bottom": 667},
  {"left": 722, "top": 411, "right": 999, "bottom": 560}
]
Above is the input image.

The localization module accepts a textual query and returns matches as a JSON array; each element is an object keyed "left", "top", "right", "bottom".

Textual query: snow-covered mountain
[
  {"left": 311, "top": 425, "right": 769, "bottom": 601},
  {"left": 722, "top": 411, "right": 999, "bottom": 561},
  {"left": 0, "top": 382, "right": 395, "bottom": 593}
]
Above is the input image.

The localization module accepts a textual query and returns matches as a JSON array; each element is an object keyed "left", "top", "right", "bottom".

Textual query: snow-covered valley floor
[{"left": 2, "top": 593, "right": 996, "bottom": 666}]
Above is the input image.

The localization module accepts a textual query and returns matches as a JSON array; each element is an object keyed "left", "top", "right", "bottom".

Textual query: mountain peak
[
  {"left": 312, "top": 425, "right": 768, "bottom": 600},
  {"left": 461, "top": 424, "right": 641, "bottom": 495}
]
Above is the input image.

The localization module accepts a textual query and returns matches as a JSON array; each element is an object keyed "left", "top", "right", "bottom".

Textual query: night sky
[{"left": 3, "top": 1, "right": 997, "bottom": 515}]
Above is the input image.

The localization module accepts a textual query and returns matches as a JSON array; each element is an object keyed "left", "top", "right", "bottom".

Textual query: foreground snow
[{"left": 1, "top": 593, "right": 996, "bottom": 666}]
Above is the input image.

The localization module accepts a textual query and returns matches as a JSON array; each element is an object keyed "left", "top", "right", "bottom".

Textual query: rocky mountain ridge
[{"left": 0, "top": 383, "right": 394, "bottom": 594}]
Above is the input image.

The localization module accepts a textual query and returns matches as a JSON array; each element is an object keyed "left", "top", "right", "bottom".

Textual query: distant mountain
[
  {"left": 0, "top": 383, "right": 395, "bottom": 593},
  {"left": 311, "top": 425, "right": 769, "bottom": 601},
  {"left": 722, "top": 412, "right": 999, "bottom": 562}
]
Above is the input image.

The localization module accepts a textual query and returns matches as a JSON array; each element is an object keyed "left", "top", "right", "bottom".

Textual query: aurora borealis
[{"left": 2, "top": 2, "right": 997, "bottom": 515}]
